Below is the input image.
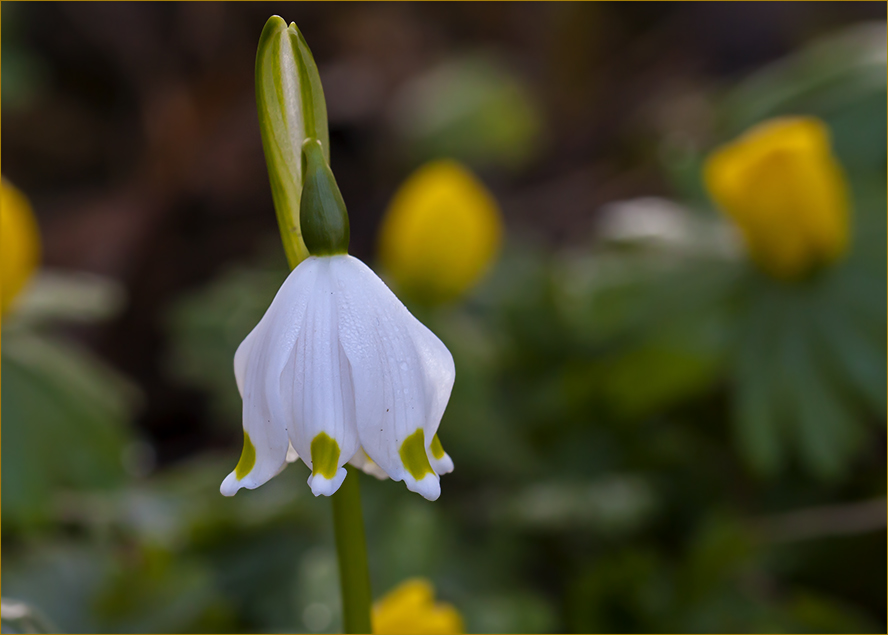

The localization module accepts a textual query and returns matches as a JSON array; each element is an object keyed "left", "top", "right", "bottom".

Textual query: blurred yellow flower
[
  {"left": 373, "top": 578, "right": 463, "bottom": 635},
  {"left": 1, "top": 178, "right": 41, "bottom": 314},
  {"left": 704, "top": 117, "right": 849, "bottom": 280},
  {"left": 378, "top": 160, "right": 502, "bottom": 303}
]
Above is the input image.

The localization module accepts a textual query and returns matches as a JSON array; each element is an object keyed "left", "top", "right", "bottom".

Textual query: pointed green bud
[
  {"left": 256, "top": 16, "right": 330, "bottom": 269},
  {"left": 300, "top": 139, "right": 350, "bottom": 256}
]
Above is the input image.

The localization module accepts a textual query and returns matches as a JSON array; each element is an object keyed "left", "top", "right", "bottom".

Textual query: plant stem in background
[{"left": 331, "top": 466, "right": 374, "bottom": 633}]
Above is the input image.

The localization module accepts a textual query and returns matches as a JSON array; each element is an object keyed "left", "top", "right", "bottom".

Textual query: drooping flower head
[
  {"left": 222, "top": 140, "right": 455, "bottom": 501},
  {"left": 704, "top": 116, "right": 850, "bottom": 280}
]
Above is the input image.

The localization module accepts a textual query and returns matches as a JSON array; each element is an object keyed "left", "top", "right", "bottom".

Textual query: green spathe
[
  {"left": 399, "top": 429, "right": 434, "bottom": 480},
  {"left": 300, "top": 139, "right": 350, "bottom": 255},
  {"left": 256, "top": 16, "right": 330, "bottom": 269},
  {"left": 311, "top": 431, "right": 342, "bottom": 478},
  {"left": 235, "top": 431, "right": 256, "bottom": 479}
]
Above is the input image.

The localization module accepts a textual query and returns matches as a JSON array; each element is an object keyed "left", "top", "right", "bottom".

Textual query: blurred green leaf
[
  {"left": 391, "top": 54, "right": 543, "bottom": 170},
  {"left": 1, "top": 544, "right": 110, "bottom": 633},
  {"left": 94, "top": 546, "right": 225, "bottom": 634},
  {"left": 566, "top": 549, "right": 669, "bottom": 633},
  {"left": 732, "top": 267, "right": 881, "bottom": 481},
  {"left": 463, "top": 590, "right": 557, "bottom": 634},
  {"left": 784, "top": 324, "right": 863, "bottom": 480},
  {"left": 813, "top": 304, "right": 887, "bottom": 416},
  {"left": 2, "top": 330, "right": 138, "bottom": 526},
  {"left": 787, "top": 591, "right": 884, "bottom": 634},
  {"left": 733, "top": 287, "right": 784, "bottom": 476}
]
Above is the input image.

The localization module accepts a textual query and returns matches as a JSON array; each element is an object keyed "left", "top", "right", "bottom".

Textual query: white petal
[
  {"left": 430, "top": 446, "right": 455, "bottom": 476},
  {"left": 221, "top": 258, "right": 318, "bottom": 496},
  {"left": 278, "top": 258, "right": 360, "bottom": 497},
  {"left": 233, "top": 324, "right": 258, "bottom": 398},
  {"left": 332, "top": 255, "right": 455, "bottom": 500},
  {"left": 221, "top": 332, "right": 287, "bottom": 495}
]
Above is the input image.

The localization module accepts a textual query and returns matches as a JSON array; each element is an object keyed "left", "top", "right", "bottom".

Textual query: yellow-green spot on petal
[
  {"left": 311, "top": 432, "right": 341, "bottom": 479},
  {"left": 235, "top": 431, "right": 256, "bottom": 479},
  {"left": 430, "top": 434, "right": 445, "bottom": 460},
  {"left": 400, "top": 429, "right": 434, "bottom": 480}
]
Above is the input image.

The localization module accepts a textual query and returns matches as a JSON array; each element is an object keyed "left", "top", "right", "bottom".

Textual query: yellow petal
[
  {"left": 378, "top": 160, "right": 502, "bottom": 303},
  {"left": 1, "top": 178, "right": 41, "bottom": 314},
  {"left": 373, "top": 578, "right": 464, "bottom": 635},
  {"left": 703, "top": 117, "right": 849, "bottom": 280}
]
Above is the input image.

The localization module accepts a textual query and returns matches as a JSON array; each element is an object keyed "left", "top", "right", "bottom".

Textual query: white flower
[{"left": 220, "top": 254, "right": 455, "bottom": 501}]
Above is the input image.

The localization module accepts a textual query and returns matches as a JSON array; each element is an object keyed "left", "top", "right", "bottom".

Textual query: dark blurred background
[{"left": 2, "top": 2, "right": 886, "bottom": 633}]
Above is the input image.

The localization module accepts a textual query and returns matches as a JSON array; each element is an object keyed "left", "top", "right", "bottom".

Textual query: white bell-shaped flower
[{"left": 221, "top": 140, "right": 455, "bottom": 501}]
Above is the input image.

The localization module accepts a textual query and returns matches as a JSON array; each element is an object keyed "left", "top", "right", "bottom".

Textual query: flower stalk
[{"left": 332, "top": 467, "right": 374, "bottom": 634}]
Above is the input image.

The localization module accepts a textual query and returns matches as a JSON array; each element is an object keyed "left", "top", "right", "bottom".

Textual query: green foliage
[
  {"left": 732, "top": 255, "right": 885, "bottom": 478},
  {"left": 720, "top": 23, "right": 887, "bottom": 479}
]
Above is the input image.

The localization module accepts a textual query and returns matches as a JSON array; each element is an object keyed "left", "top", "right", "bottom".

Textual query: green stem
[{"left": 331, "top": 466, "right": 373, "bottom": 633}]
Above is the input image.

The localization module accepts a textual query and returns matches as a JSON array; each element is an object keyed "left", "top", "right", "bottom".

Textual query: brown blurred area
[{"left": 2, "top": 1, "right": 882, "bottom": 466}]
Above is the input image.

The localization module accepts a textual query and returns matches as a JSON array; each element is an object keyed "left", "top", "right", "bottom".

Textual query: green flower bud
[{"left": 300, "top": 139, "right": 350, "bottom": 256}]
